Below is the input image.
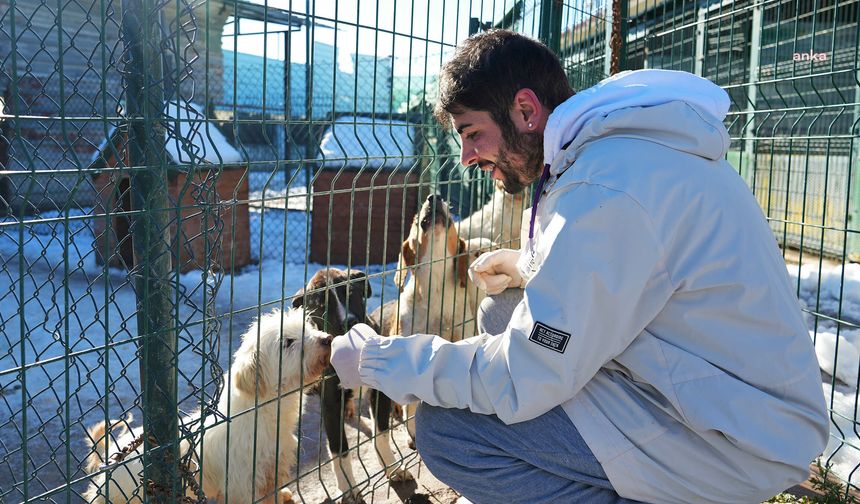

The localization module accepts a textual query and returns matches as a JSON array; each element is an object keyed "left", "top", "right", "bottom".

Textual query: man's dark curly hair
[{"left": 434, "top": 29, "right": 573, "bottom": 129}]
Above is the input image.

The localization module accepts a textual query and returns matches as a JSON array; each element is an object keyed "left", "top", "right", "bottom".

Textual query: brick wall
[
  {"left": 92, "top": 164, "right": 250, "bottom": 273},
  {"left": 311, "top": 168, "right": 420, "bottom": 265},
  {"left": 0, "top": 0, "right": 230, "bottom": 213}
]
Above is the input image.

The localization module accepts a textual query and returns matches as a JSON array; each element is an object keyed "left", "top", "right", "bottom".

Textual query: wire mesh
[{"left": 1, "top": 0, "right": 859, "bottom": 502}]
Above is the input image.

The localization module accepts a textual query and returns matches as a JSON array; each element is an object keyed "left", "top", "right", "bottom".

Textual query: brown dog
[
  {"left": 371, "top": 195, "right": 494, "bottom": 446},
  {"left": 456, "top": 180, "right": 526, "bottom": 249},
  {"left": 374, "top": 194, "right": 493, "bottom": 341}
]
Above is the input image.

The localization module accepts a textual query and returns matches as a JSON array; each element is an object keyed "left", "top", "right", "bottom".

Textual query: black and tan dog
[{"left": 292, "top": 268, "right": 411, "bottom": 504}]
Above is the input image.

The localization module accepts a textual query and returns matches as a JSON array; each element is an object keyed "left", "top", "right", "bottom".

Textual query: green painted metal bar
[
  {"left": 539, "top": 0, "right": 564, "bottom": 54},
  {"left": 121, "top": 0, "right": 180, "bottom": 501},
  {"left": 848, "top": 43, "right": 860, "bottom": 260}
]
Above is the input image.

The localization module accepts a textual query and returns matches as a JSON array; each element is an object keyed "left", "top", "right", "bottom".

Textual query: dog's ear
[
  {"left": 394, "top": 239, "right": 416, "bottom": 291},
  {"left": 291, "top": 288, "right": 305, "bottom": 308},
  {"left": 456, "top": 238, "right": 469, "bottom": 288},
  {"left": 348, "top": 269, "right": 371, "bottom": 298},
  {"left": 232, "top": 349, "right": 268, "bottom": 399}
]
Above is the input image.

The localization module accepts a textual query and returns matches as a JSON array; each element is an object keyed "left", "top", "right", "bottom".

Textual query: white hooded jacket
[{"left": 358, "top": 70, "right": 829, "bottom": 504}]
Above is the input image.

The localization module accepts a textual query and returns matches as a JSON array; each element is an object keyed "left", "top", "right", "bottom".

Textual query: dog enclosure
[{"left": 0, "top": 0, "right": 858, "bottom": 502}]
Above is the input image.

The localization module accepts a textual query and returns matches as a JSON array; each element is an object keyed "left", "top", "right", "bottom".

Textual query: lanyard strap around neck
[{"left": 528, "top": 163, "right": 551, "bottom": 241}]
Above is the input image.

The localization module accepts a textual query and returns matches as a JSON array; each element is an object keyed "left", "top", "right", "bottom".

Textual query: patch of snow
[
  {"left": 248, "top": 186, "right": 311, "bottom": 212},
  {"left": 164, "top": 101, "right": 242, "bottom": 165},
  {"left": 317, "top": 116, "right": 417, "bottom": 169},
  {"left": 813, "top": 330, "right": 860, "bottom": 386},
  {"left": 787, "top": 261, "right": 860, "bottom": 482},
  {"left": 820, "top": 382, "right": 860, "bottom": 480},
  {"left": 89, "top": 101, "right": 243, "bottom": 166}
]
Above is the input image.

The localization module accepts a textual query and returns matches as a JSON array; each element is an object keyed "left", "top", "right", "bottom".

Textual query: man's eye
[{"left": 466, "top": 131, "right": 477, "bottom": 140}]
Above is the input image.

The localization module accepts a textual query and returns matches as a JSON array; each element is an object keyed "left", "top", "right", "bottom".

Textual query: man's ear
[
  {"left": 394, "top": 239, "right": 416, "bottom": 291},
  {"left": 456, "top": 238, "right": 469, "bottom": 288},
  {"left": 511, "top": 88, "right": 545, "bottom": 133}
]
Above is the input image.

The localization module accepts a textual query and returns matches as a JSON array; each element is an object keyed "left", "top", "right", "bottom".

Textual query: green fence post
[
  {"left": 603, "top": 0, "right": 614, "bottom": 77},
  {"left": 741, "top": 2, "right": 763, "bottom": 188},
  {"left": 305, "top": 0, "right": 314, "bottom": 195},
  {"left": 539, "top": 0, "right": 564, "bottom": 54},
  {"left": 849, "top": 71, "right": 860, "bottom": 261},
  {"left": 121, "top": 0, "right": 180, "bottom": 501}
]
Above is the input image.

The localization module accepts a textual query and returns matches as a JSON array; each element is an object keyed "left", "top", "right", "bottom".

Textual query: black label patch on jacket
[{"left": 529, "top": 322, "right": 570, "bottom": 353}]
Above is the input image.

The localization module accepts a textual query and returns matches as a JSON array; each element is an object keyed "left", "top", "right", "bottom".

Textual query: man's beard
[{"left": 493, "top": 120, "right": 544, "bottom": 195}]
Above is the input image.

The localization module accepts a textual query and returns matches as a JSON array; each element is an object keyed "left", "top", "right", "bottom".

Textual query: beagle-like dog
[{"left": 371, "top": 194, "right": 494, "bottom": 445}]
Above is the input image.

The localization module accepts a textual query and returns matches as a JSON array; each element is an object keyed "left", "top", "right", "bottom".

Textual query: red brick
[{"left": 311, "top": 170, "right": 420, "bottom": 264}]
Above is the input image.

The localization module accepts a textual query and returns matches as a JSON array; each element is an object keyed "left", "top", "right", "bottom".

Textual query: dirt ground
[{"left": 290, "top": 394, "right": 460, "bottom": 504}]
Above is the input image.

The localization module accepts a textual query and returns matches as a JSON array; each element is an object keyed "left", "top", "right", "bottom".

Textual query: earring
[{"left": 528, "top": 122, "right": 533, "bottom": 129}]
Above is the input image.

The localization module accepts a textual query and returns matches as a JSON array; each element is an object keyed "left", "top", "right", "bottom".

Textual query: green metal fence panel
[
  {"left": 0, "top": 1, "right": 545, "bottom": 502},
  {"left": 628, "top": 0, "right": 860, "bottom": 490},
  {"left": 2, "top": 0, "right": 859, "bottom": 501}
]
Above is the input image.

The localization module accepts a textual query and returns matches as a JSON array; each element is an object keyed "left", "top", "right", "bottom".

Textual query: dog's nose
[
  {"left": 322, "top": 334, "right": 334, "bottom": 347},
  {"left": 346, "top": 313, "right": 359, "bottom": 329},
  {"left": 426, "top": 194, "right": 436, "bottom": 204}
]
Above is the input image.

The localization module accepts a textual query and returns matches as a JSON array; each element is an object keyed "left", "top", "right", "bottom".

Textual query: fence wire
[{"left": 1, "top": 0, "right": 859, "bottom": 502}]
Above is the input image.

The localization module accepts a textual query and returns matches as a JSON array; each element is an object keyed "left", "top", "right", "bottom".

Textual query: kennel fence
[{"left": 0, "top": 0, "right": 858, "bottom": 502}]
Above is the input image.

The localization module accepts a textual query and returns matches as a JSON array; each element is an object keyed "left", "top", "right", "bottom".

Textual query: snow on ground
[
  {"left": 787, "top": 261, "right": 860, "bottom": 482},
  {"left": 5, "top": 204, "right": 860, "bottom": 497},
  {"left": 0, "top": 206, "right": 400, "bottom": 499}
]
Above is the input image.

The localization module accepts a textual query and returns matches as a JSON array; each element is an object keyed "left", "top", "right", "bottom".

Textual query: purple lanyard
[{"left": 528, "top": 163, "right": 552, "bottom": 241}]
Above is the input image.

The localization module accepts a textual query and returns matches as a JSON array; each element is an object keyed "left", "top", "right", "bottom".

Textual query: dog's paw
[
  {"left": 385, "top": 465, "right": 414, "bottom": 482},
  {"left": 339, "top": 489, "right": 365, "bottom": 504},
  {"left": 344, "top": 397, "right": 356, "bottom": 420},
  {"left": 279, "top": 487, "right": 295, "bottom": 504},
  {"left": 391, "top": 402, "right": 404, "bottom": 419}
]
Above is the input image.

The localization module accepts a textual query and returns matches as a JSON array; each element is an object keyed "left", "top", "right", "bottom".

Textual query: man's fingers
[
  {"left": 469, "top": 263, "right": 492, "bottom": 291},
  {"left": 483, "top": 274, "right": 512, "bottom": 295},
  {"left": 348, "top": 323, "right": 377, "bottom": 342},
  {"left": 469, "top": 259, "right": 493, "bottom": 273}
]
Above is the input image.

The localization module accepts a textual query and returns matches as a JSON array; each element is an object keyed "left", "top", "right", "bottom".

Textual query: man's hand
[
  {"left": 330, "top": 323, "right": 378, "bottom": 389},
  {"left": 468, "top": 248, "right": 524, "bottom": 295}
]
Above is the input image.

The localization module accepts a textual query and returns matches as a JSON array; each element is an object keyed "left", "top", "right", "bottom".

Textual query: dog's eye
[{"left": 284, "top": 338, "right": 296, "bottom": 348}]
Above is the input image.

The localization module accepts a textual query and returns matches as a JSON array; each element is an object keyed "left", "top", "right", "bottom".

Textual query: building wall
[{"left": 0, "top": 0, "right": 230, "bottom": 212}]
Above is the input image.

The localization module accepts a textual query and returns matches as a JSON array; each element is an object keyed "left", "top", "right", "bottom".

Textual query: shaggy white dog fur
[{"left": 82, "top": 308, "right": 332, "bottom": 504}]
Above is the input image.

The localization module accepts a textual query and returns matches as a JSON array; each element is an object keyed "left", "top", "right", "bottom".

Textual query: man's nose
[{"left": 460, "top": 144, "right": 478, "bottom": 167}]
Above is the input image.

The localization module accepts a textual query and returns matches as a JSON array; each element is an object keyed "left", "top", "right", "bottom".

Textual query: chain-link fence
[
  {"left": 0, "top": 0, "right": 537, "bottom": 501},
  {"left": 1, "top": 0, "right": 859, "bottom": 502}
]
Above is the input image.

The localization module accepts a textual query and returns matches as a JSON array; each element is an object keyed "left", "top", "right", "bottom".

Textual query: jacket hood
[{"left": 544, "top": 69, "right": 731, "bottom": 175}]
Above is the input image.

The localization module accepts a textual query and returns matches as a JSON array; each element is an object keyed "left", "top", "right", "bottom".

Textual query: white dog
[{"left": 82, "top": 308, "right": 332, "bottom": 504}]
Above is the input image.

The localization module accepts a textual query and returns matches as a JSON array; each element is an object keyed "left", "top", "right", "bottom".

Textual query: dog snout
[
  {"left": 321, "top": 334, "right": 334, "bottom": 347},
  {"left": 420, "top": 194, "right": 448, "bottom": 229},
  {"left": 346, "top": 312, "right": 360, "bottom": 329}
]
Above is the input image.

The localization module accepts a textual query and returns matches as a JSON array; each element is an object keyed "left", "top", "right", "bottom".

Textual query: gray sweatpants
[{"left": 415, "top": 289, "right": 643, "bottom": 504}]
